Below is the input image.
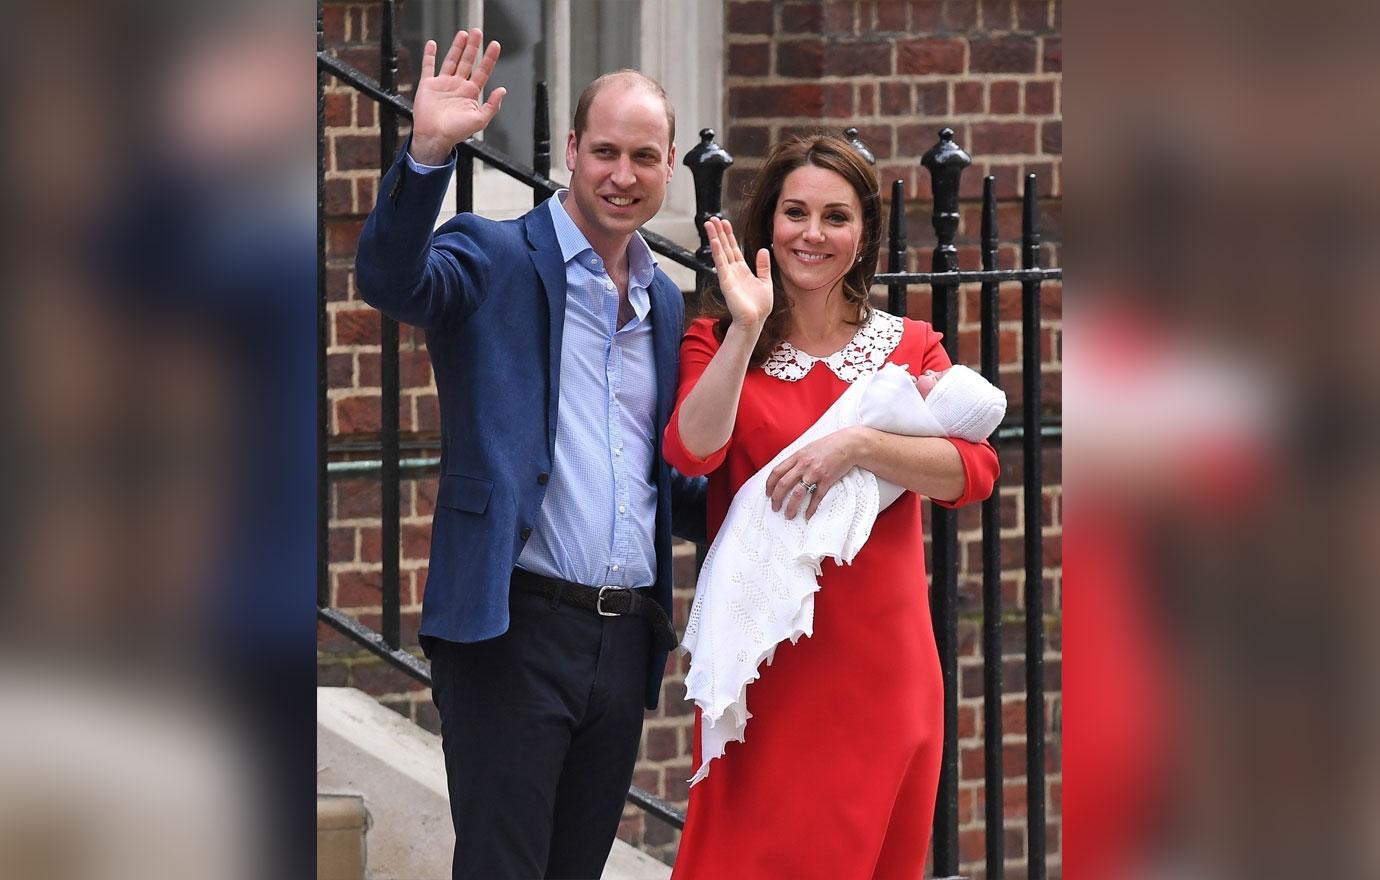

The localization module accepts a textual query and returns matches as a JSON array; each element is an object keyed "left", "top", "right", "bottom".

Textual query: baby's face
[{"left": 914, "top": 368, "right": 947, "bottom": 399}]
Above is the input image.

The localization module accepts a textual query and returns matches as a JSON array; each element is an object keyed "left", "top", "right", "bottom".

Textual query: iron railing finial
[
  {"left": 921, "top": 128, "right": 972, "bottom": 277},
  {"left": 683, "top": 128, "right": 734, "bottom": 288}
]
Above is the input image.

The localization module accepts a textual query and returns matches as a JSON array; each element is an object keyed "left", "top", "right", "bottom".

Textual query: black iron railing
[
  {"left": 981, "top": 173, "right": 1006, "bottom": 875},
  {"left": 318, "top": 6, "right": 1060, "bottom": 874}
]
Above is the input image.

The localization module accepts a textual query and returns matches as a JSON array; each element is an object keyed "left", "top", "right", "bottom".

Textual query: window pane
[
  {"left": 570, "top": 0, "right": 640, "bottom": 95},
  {"left": 399, "top": 1, "right": 468, "bottom": 86},
  {"left": 483, "top": 0, "right": 546, "bottom": 161},
  {"left": 399, "top": 0, "right": 546, "bottom": 163}
]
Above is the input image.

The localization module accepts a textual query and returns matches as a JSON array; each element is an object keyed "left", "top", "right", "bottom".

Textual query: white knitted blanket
[{"left": 682, "top": 363, "right": 957, "bottom": 785}]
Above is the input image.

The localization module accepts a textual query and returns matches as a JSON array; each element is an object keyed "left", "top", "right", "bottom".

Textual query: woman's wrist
[
  {"left": 842, "top": 426, "right": 875, "bottom": 467},
  {"left": 725, "top": 316, "right": 766, "bottom": 341}
]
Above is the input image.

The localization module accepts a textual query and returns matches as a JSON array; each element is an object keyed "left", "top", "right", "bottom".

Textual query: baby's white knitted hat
[{"left": 925, "top": 365, "right": 1007, "bottom": 442}]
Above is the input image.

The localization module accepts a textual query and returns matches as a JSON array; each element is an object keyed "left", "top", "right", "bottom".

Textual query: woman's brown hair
[{"left": 708, "top": 134, "right": 882, "bottom": 366}]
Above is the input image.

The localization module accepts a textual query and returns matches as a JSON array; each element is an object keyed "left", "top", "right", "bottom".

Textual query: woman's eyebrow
[{"left": 780, "top": 198, "right": 854, "bottom": 209}]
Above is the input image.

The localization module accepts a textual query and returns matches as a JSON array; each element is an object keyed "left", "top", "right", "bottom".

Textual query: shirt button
[
  {"left": 614, "top": 448, "right": 622, "bottom": 457},
  {"left": 612, "top": 564, "right": 620, "bottom": 572},
  {"left": 520, "top": 527, "right": 532, "bottom": 540},
  {"left": 537, "top": 473, "right": 549, "bottom": 485},
  {"left": 618, "top": 505, "right": 626, "bottom": 514}
]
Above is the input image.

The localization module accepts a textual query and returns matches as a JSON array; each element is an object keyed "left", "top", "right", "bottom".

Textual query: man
[{"left": 355, "top": 28, "right": 705, "bottom": 880}]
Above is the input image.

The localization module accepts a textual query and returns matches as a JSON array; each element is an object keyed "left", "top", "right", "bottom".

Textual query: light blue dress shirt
[{"left": 406, "top": 152, "right": 659, "bottom": 588}]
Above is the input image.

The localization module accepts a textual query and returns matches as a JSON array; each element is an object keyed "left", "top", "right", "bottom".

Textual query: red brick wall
[
  {"left": 318, "top": 0, "right": 441, "bottom": 725},
  {"left": 722, "top": 0, "right": 1061, "bottom": 230},
  {"left": 318, "top": 2, "right": 1061, "bottom": 875}
]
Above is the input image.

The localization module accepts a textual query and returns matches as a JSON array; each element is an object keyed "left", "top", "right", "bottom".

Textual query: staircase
[{"left": 317, "top": 687, "right": 672, "bottom": 879}]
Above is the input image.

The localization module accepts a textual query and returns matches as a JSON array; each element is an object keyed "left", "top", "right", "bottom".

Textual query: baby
[
  {"left": 682, "top": 361, "right": 1006, "bottom": 784},
  {"left": 914, "top": 368, "right": 944, "bottom": 397},
  {"left": 911, "top": 364, "right": 1007, "bottom": 442}
]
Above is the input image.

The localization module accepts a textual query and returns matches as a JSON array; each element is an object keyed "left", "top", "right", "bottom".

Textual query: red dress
[{"left": 664, "top": 314, "right": 999, "bottom": 879}]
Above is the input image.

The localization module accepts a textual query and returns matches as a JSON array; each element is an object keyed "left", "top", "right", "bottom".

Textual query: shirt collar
[{"left": 548, "top": 190, "right": 658, "bottom": 291}]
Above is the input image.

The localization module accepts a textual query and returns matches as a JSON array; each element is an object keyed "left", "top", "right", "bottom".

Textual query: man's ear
[
  {"left": 665, "top": 143, "right": 676, "bottom": 181},
  {"left": 565, "top": 130, "right": 578, "bottom": 172}
]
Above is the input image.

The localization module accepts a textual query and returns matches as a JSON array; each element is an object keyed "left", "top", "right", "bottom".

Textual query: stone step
[
  {"left": 317, "top": 794, "right": 368, "bottom": 880},
  {"left": 318, "top": 687, "right": 671, "bottom": 880}
]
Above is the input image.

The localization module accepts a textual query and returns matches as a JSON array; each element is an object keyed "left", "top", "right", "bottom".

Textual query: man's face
[{"left": 563, "top": 84, "right": 675, "bottom": 251}]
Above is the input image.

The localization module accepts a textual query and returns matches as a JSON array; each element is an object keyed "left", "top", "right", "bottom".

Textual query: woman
[{"left": 664, "top": 135, "right": 999, "bottom": 878}]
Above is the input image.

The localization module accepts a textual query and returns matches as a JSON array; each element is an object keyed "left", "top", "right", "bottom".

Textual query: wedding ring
[{"left": 800, "top": 479, "right": 818, "bottom": 495}]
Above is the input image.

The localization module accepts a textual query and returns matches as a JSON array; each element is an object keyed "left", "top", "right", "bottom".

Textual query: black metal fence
[{"left": 317, "top": 3, "right": 1060, "bottom": 876}]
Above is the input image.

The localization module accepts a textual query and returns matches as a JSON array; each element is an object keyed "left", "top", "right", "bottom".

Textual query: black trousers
[{"left": 429, "top": 586, "right": 650, "bottom": 880}]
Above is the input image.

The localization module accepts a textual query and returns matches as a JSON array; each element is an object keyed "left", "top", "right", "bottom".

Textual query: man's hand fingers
[
  {"left": 439, "top": 30, "right": 467, "bottom": 77},
  {"left": 482, "top": 86, "right": 507, "bottom": 119},
  {"left": 421, "top": 40, "right": 438, "bottom": 79},
  {"left": 457, "top": 27, "right": 482, "bottom": 78},
  {"left": 471, "top": 39, "right": 501, "bottom": 90}
]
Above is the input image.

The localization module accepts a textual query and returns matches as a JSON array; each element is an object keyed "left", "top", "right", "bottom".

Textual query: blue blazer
[{"left": 356, "top": 145, "right": 704, "bottom": 708}]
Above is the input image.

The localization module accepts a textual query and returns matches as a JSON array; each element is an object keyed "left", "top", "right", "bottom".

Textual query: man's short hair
[{"left": 572, "top": 70, "right": 675, "bottom": 148}]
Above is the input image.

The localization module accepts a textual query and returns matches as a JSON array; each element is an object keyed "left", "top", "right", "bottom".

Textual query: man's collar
[{"left": 547, "top": 190, "right": 658, "bottom": 287}]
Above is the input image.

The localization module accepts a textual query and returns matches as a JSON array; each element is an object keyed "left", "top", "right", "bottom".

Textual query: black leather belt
[{"left": 510, "top": 568, "right": 679, "bottom": 652}]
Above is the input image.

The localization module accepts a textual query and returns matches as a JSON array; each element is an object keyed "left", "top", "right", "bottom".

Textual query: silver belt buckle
[{"left": 596, "top": 585, "right": 621, "bottom": 617}]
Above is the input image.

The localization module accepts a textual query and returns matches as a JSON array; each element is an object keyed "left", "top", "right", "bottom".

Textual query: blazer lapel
[
  {"left": 524, "top": 208, "right": 567, "bottom": 454},
  {"left": 647, "top": 277, "right": 680, "bottom": 442}
]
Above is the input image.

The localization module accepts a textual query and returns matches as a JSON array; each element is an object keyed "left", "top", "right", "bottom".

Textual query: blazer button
[
  {"left": 537, "top": 473, "right": 549, "bottom": 485},
  {"left": 520, "top": 527, "right": 533, "bottom": 540}
]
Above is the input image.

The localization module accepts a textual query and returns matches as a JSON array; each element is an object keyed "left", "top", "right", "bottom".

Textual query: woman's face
[{"left": 770, "top": 164, "right": 864, "bottom": 299}]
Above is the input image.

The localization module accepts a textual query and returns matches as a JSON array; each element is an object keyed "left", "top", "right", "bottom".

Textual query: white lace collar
[{"left": 761, "top": 309, "right": 904, "bottom": 383}]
